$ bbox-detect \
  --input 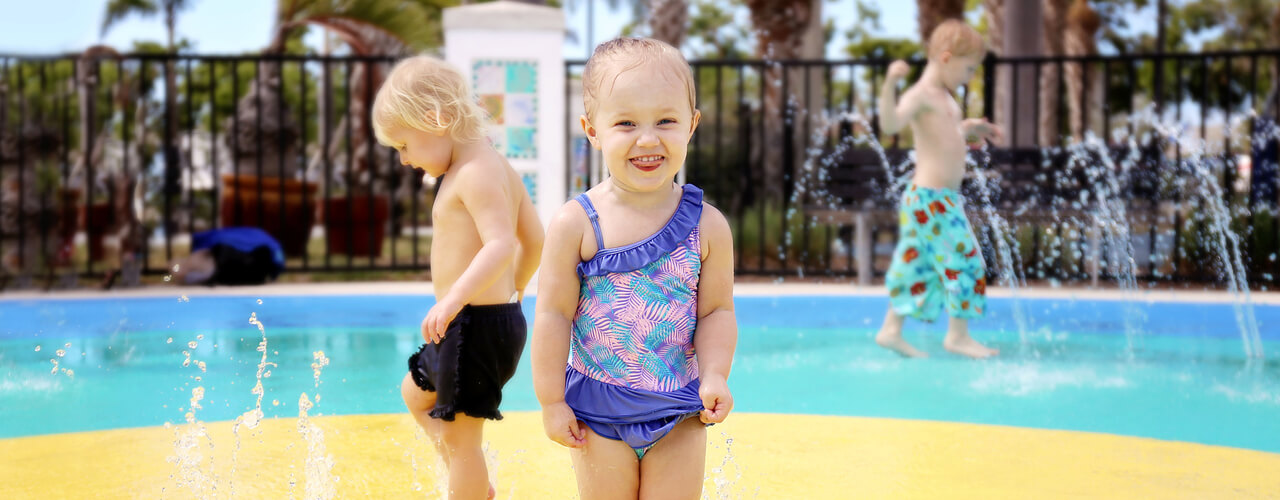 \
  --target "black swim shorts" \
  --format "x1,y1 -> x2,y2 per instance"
407,302 -> 527,421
